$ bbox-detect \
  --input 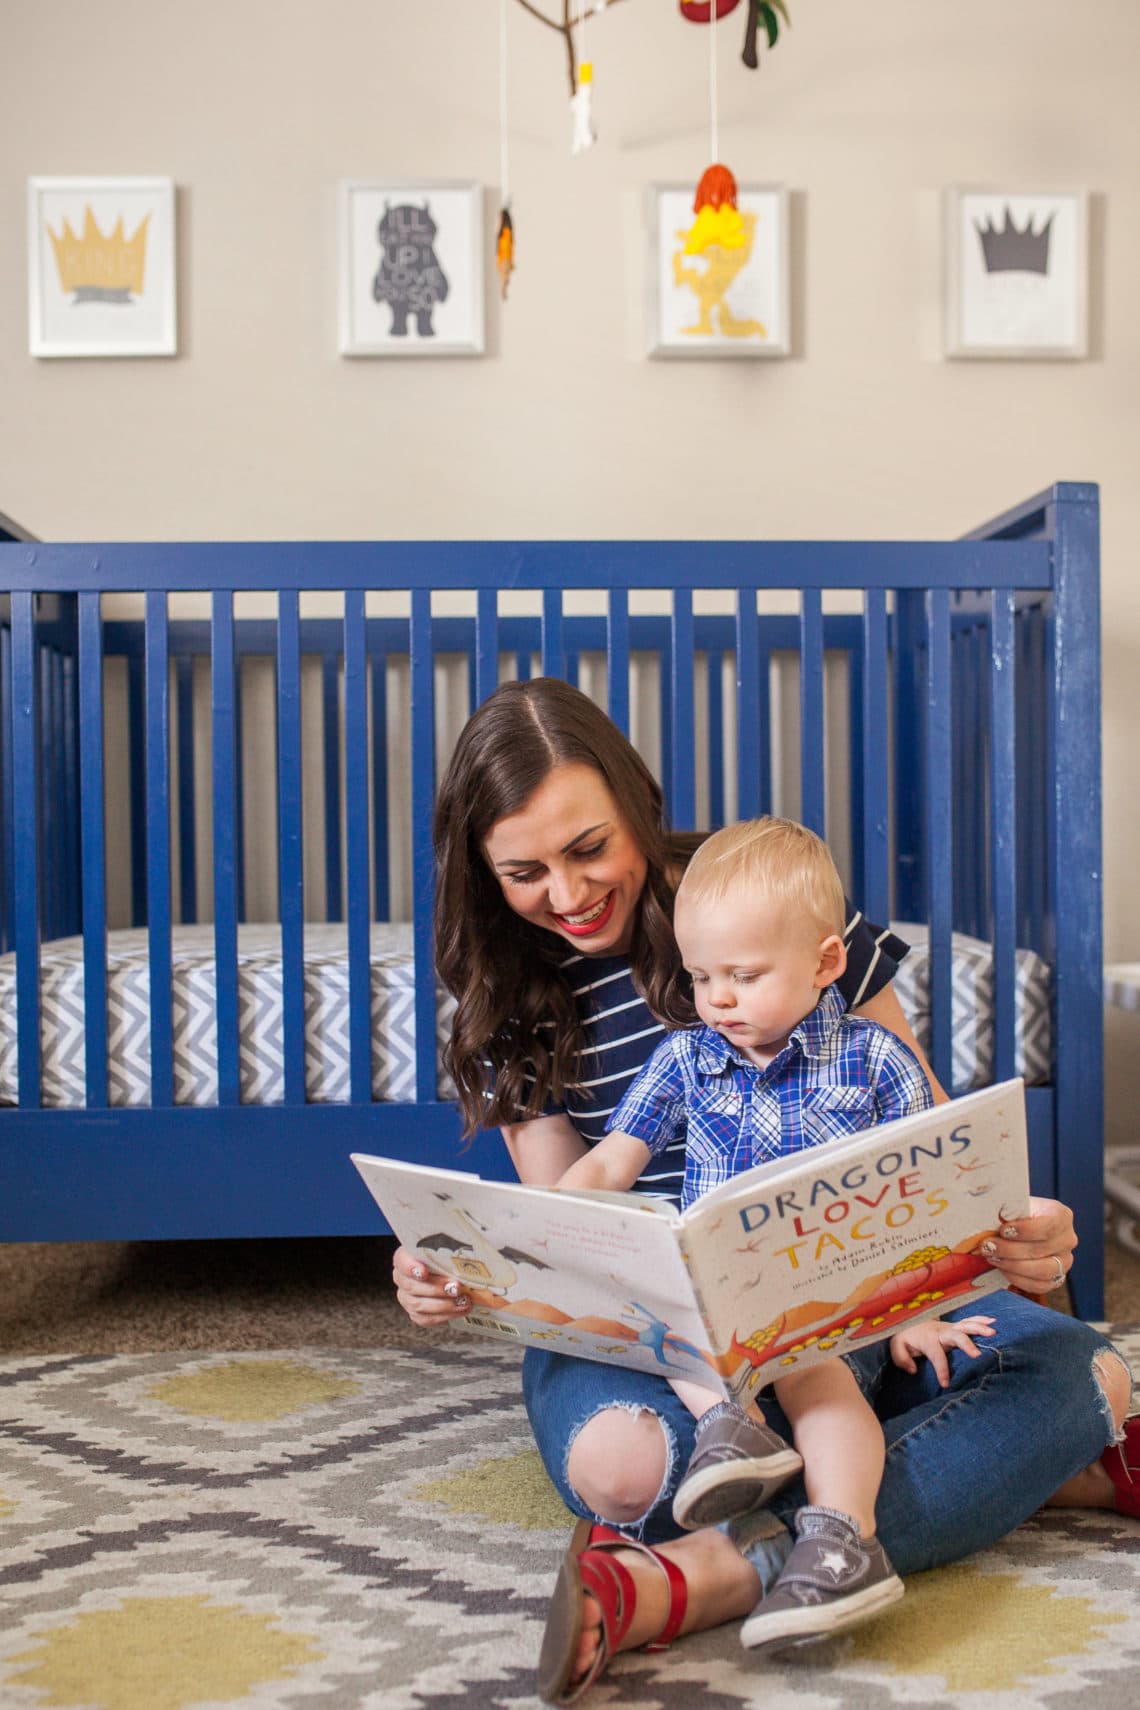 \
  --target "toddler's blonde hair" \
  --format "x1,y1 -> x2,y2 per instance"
676,817 -> 846,941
